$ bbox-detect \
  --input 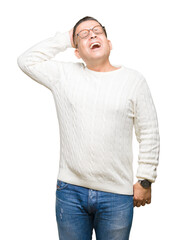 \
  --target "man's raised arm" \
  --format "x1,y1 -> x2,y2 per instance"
17,29 -> 75,90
